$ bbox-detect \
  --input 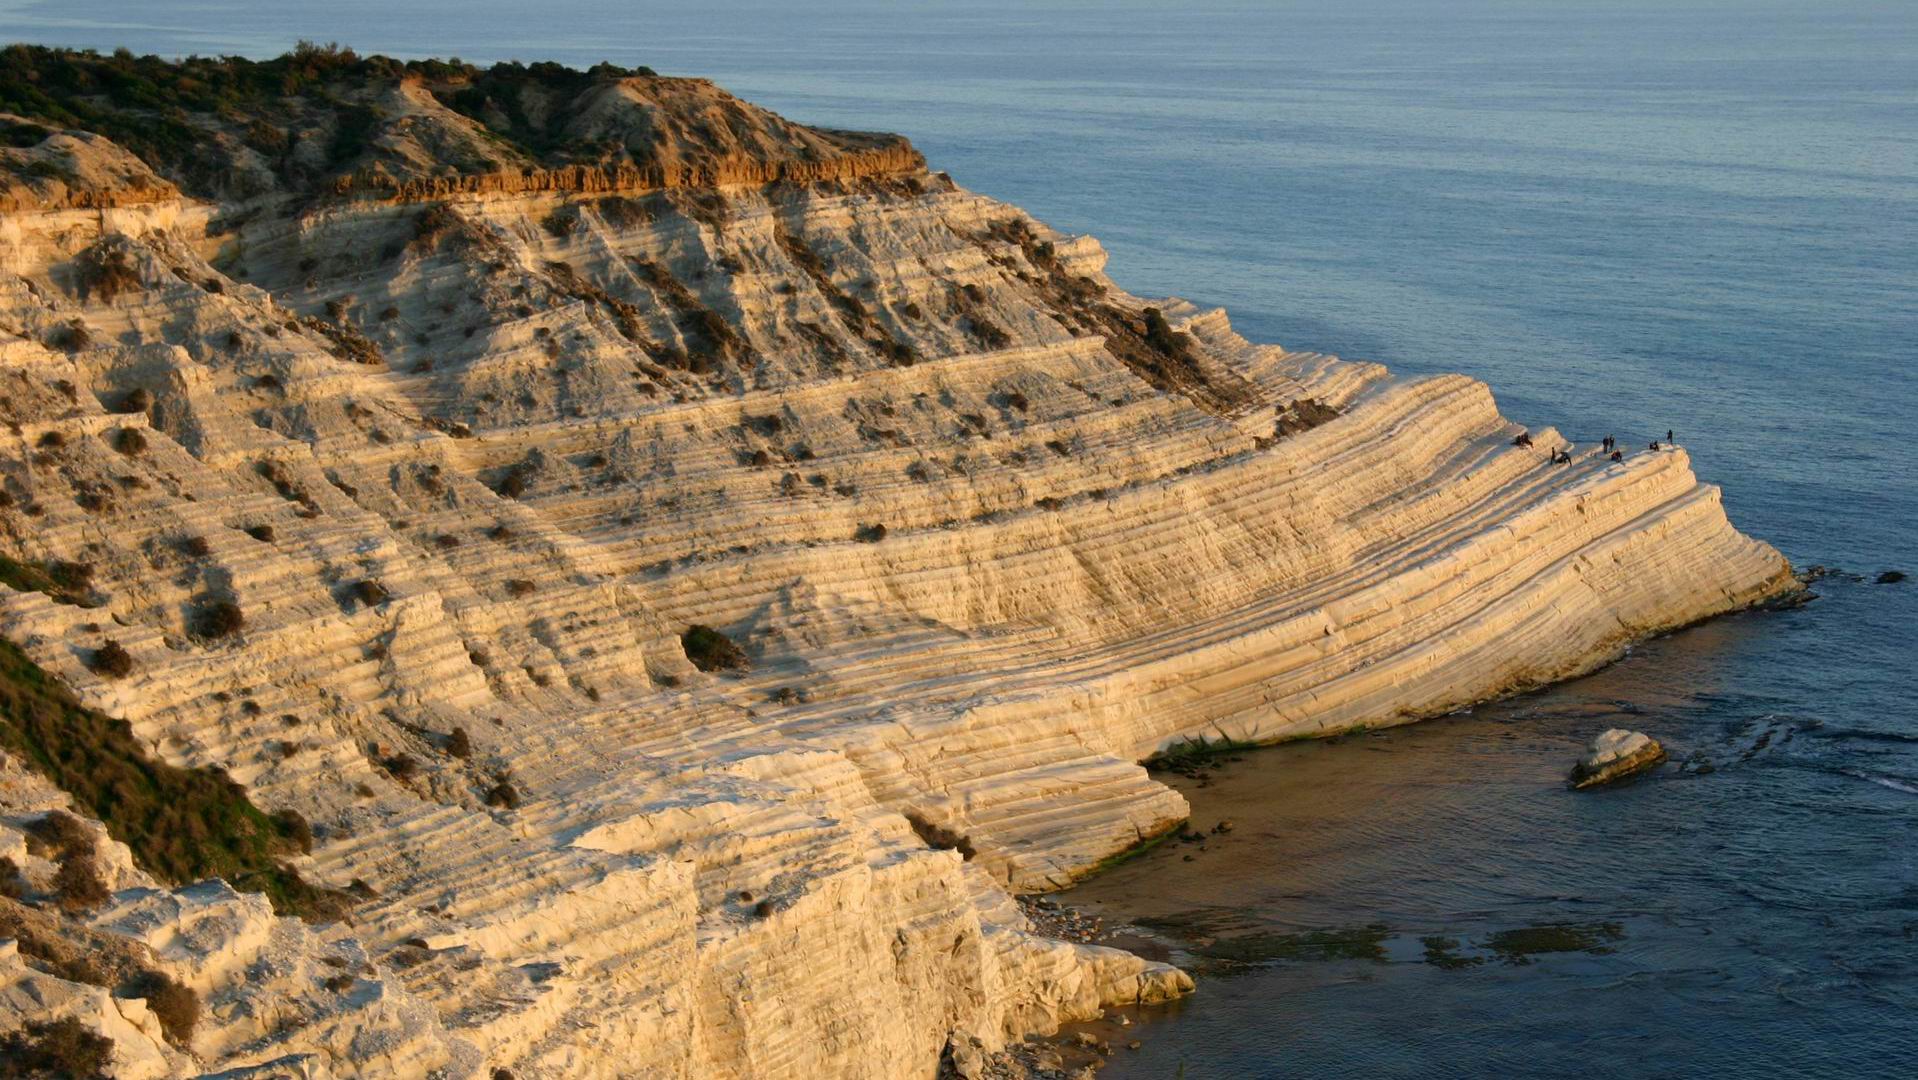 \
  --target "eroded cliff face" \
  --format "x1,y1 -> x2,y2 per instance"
0,48 -> 1792,1079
